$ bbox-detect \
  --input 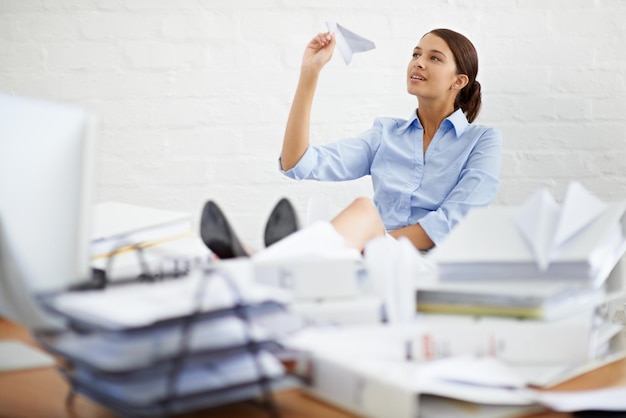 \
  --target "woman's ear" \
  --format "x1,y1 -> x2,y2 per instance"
454,74 -> 469,90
